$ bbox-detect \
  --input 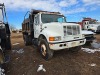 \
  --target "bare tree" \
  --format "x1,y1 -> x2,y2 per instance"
9,24 -> 16,31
